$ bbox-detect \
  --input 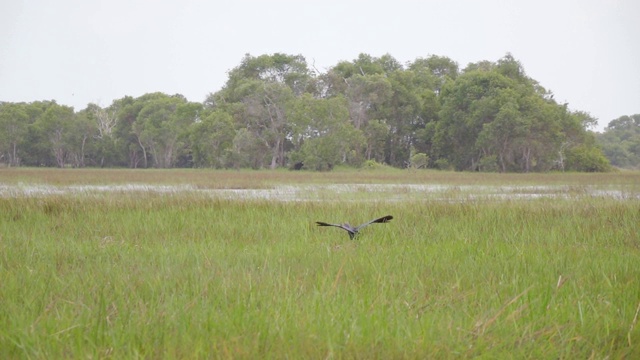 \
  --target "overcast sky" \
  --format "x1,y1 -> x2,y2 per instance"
1,0 -> 638,131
